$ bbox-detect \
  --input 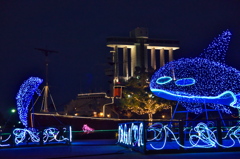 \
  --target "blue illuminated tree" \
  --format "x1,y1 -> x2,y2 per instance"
16,77 -> 43,127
